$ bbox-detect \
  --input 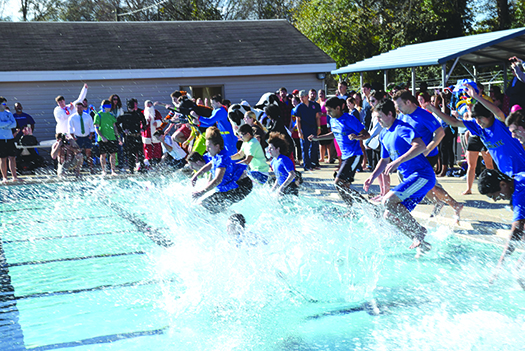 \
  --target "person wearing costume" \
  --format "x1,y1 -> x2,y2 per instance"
141,100 -> 163,165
